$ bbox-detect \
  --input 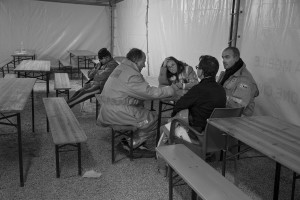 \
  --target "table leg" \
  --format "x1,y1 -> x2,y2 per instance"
222,133 -> 228,176
273,162 -> 281,200
46,72 -> 50,97
156,101 -> 163,145
77,56 -> 80,77
32,90 -> 34,132
150,100 -> 155,111
13,57 -> 16,68
96,97 -> 99,120
169,166 -> 173,200
17,113 -> 24,187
